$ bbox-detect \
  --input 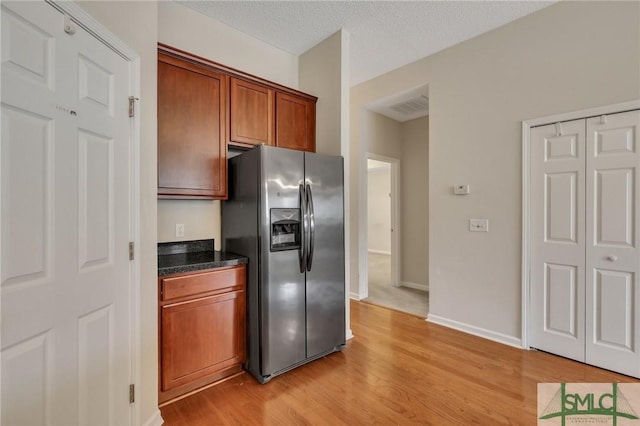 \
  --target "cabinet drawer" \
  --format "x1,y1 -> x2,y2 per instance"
161,266 -> 246,301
